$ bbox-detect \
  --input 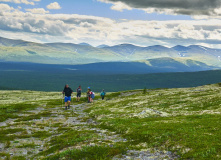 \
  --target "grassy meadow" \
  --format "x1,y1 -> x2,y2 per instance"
0,83 -> 221,159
